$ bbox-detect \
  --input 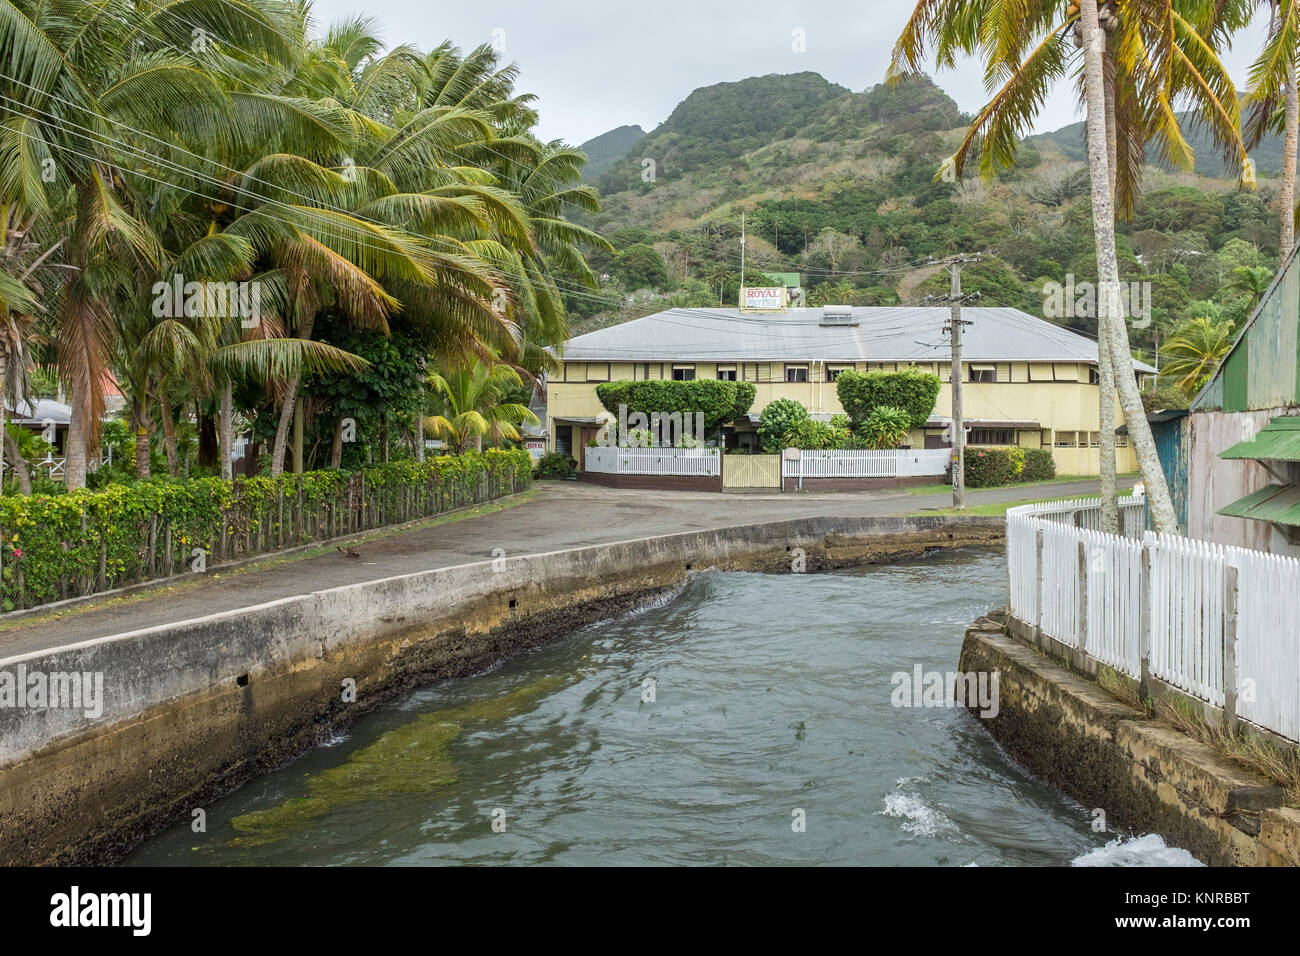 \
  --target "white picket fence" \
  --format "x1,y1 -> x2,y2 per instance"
1007,496 -> 1300,742
584,445 -> 721,477
781,448 -> 951,479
